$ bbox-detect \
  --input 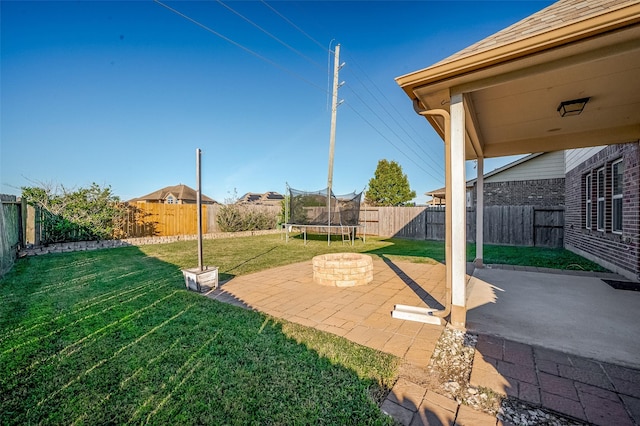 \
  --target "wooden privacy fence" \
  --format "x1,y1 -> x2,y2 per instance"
359,205 -> 564,247
12,199 -> 562,247
124,203 -> 207,237
20,202 -> 282,241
